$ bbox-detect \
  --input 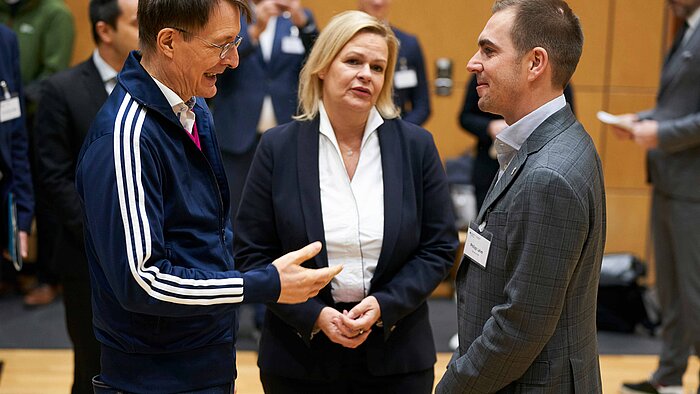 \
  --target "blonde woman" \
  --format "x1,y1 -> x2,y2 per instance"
234,10 -> 458,393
